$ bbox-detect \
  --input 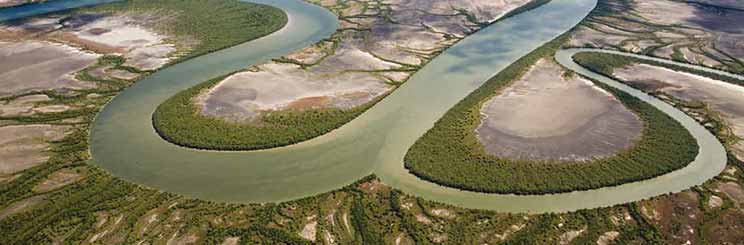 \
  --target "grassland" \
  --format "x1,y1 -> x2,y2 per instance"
403,34 -> 698,195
